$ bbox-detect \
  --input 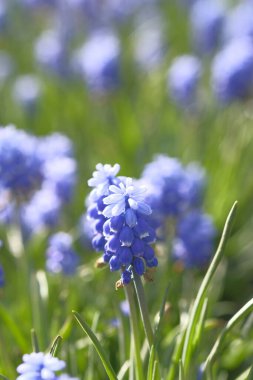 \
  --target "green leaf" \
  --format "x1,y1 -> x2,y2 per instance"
179,360 -> 184,380
193,298 -> 209,349
31,328 -> 40,353
49,335 -> 62,357
0,375 -> 9,380
0,303 -> 27,352
147,345 -> 155,380
154,282 -> 171,346
203,297 -> 253,372
181,201 -> 238,374
72,311 -> 118,380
